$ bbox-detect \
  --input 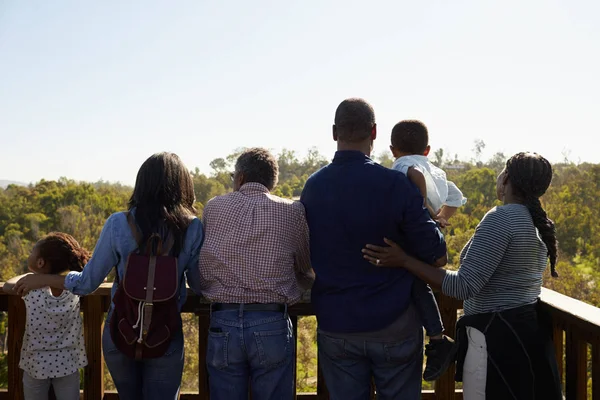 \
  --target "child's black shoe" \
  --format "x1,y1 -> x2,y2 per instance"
423,335 -> 457,381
